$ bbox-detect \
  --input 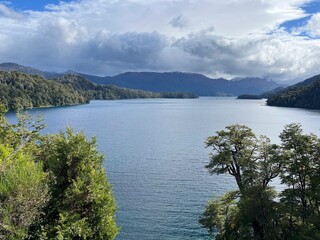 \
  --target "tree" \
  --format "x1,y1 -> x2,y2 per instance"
205,125 -> 281,192
205,125 -> 257,192
201,124 -> 320,240
31,129 -> 118,240
279,123 -> 320,238
0,105 -> 118,239
0,106 -> 48,240
200,191 -> 240,240
0,147 -> 48,239
203,125 -> 282,239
